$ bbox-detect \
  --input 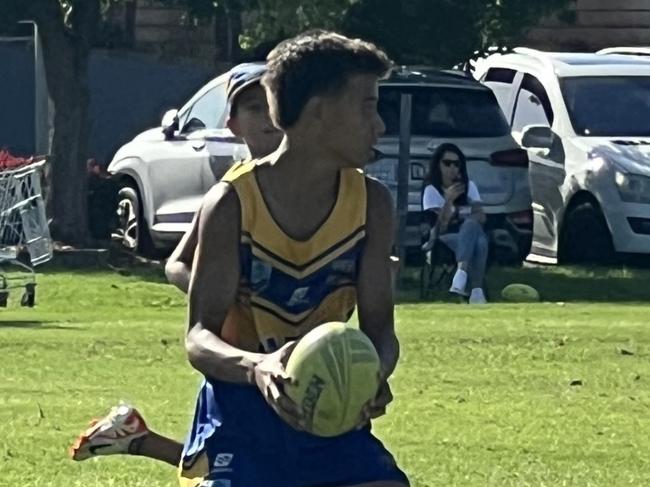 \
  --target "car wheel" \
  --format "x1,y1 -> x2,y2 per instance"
115,185 -> 157,257
559,201 -> 615,264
